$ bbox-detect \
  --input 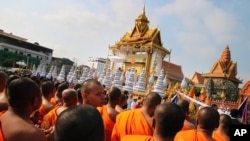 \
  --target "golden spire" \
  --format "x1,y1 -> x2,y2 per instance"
220,45 -> 231,65
142,2 -> 146,15
135,5 -> 149,36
